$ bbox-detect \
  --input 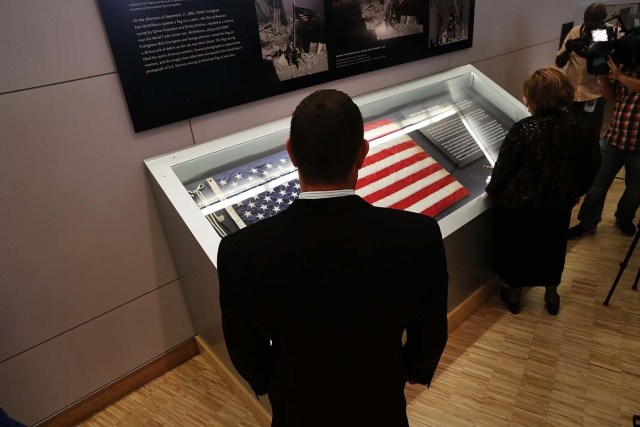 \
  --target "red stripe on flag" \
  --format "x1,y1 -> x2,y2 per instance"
360,163 -> 443,204
363,119 -> 400,140
361,140 -> 418,168
357,151 -> 429,190
421,187 -> 470,217
364,118 -> 392,131
388,174 -> 457,210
